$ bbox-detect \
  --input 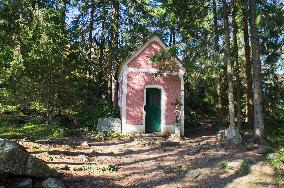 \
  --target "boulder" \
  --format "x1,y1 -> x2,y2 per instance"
217,128 -> 242,144
0,139 -> 55,177
42,178 -> 65,188
96,118 -> 121,132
